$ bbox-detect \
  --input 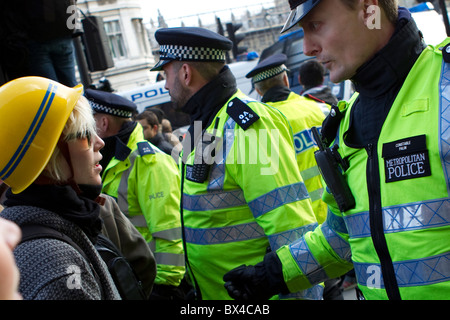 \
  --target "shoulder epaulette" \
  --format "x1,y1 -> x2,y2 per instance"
137,141 -> 155,156
226,97 -> 260,130
443,43 -> 450,63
